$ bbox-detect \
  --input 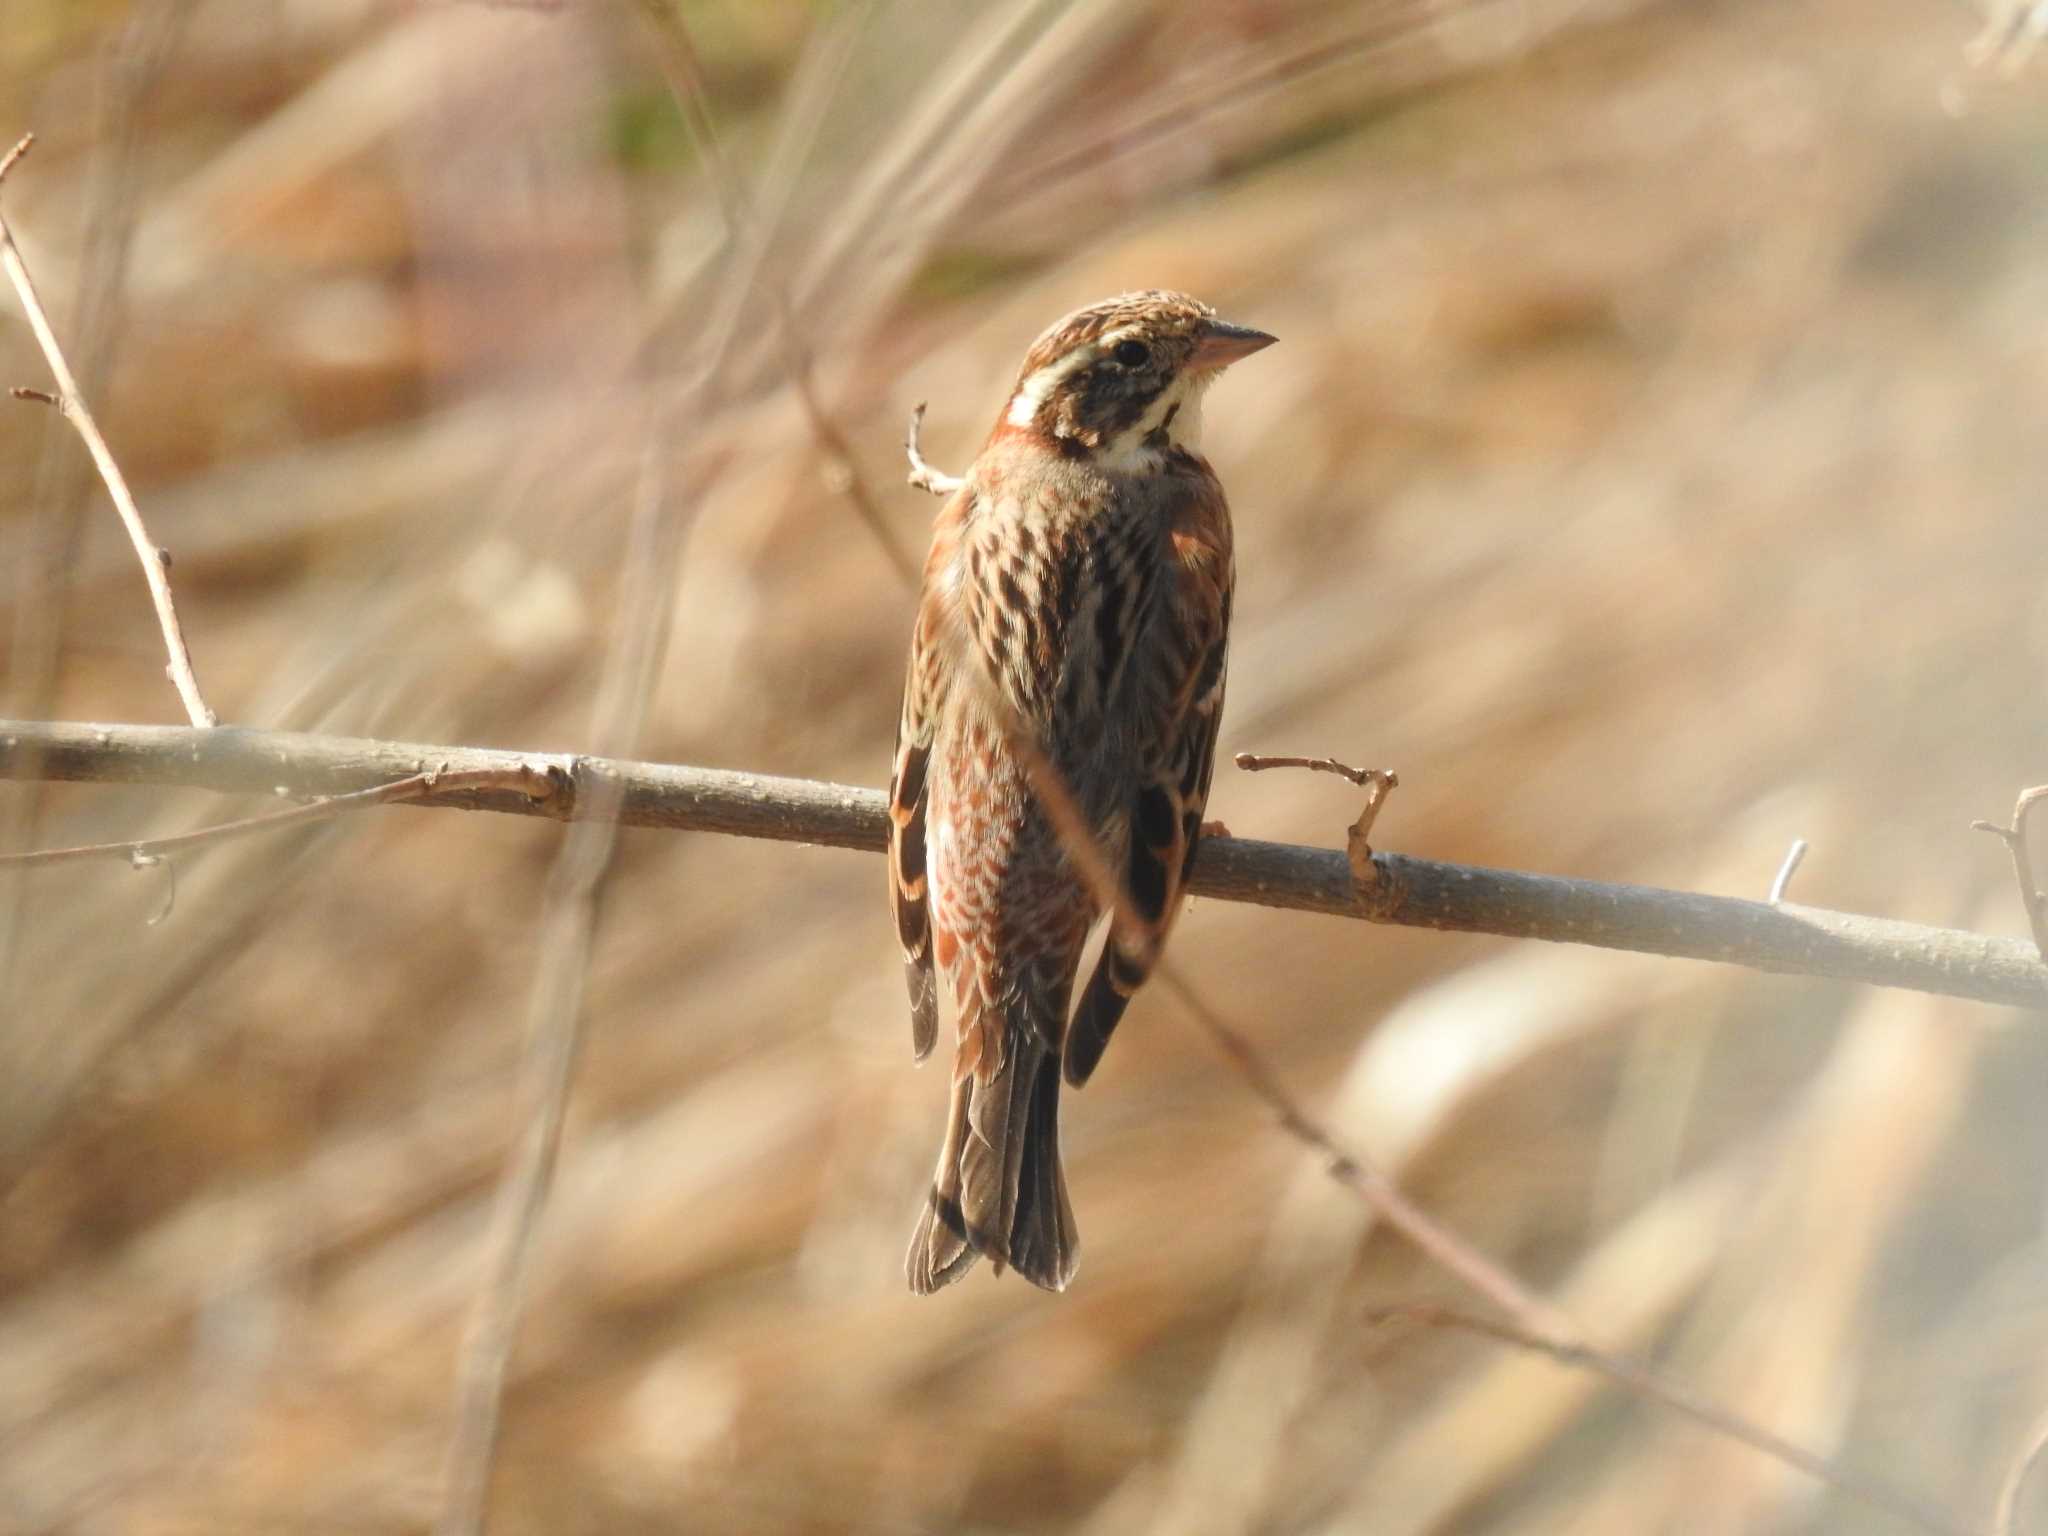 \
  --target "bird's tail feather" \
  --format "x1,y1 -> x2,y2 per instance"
907,1008 -> 1078,1294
